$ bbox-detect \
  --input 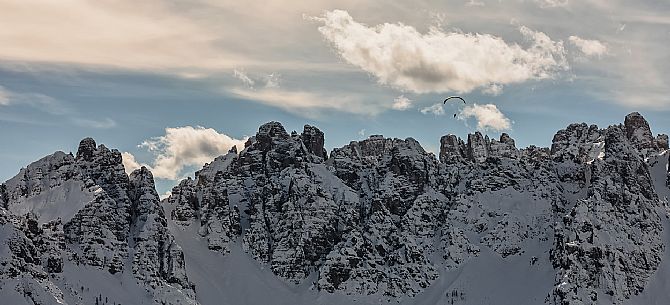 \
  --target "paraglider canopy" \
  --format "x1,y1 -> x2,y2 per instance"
443,96 -> 466,104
